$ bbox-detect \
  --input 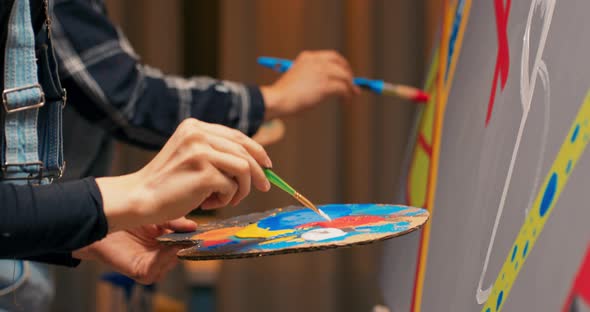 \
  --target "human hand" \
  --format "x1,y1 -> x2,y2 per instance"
96,119 -> 272,231
73,218 -> 196,284
260,50 -> 361,120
